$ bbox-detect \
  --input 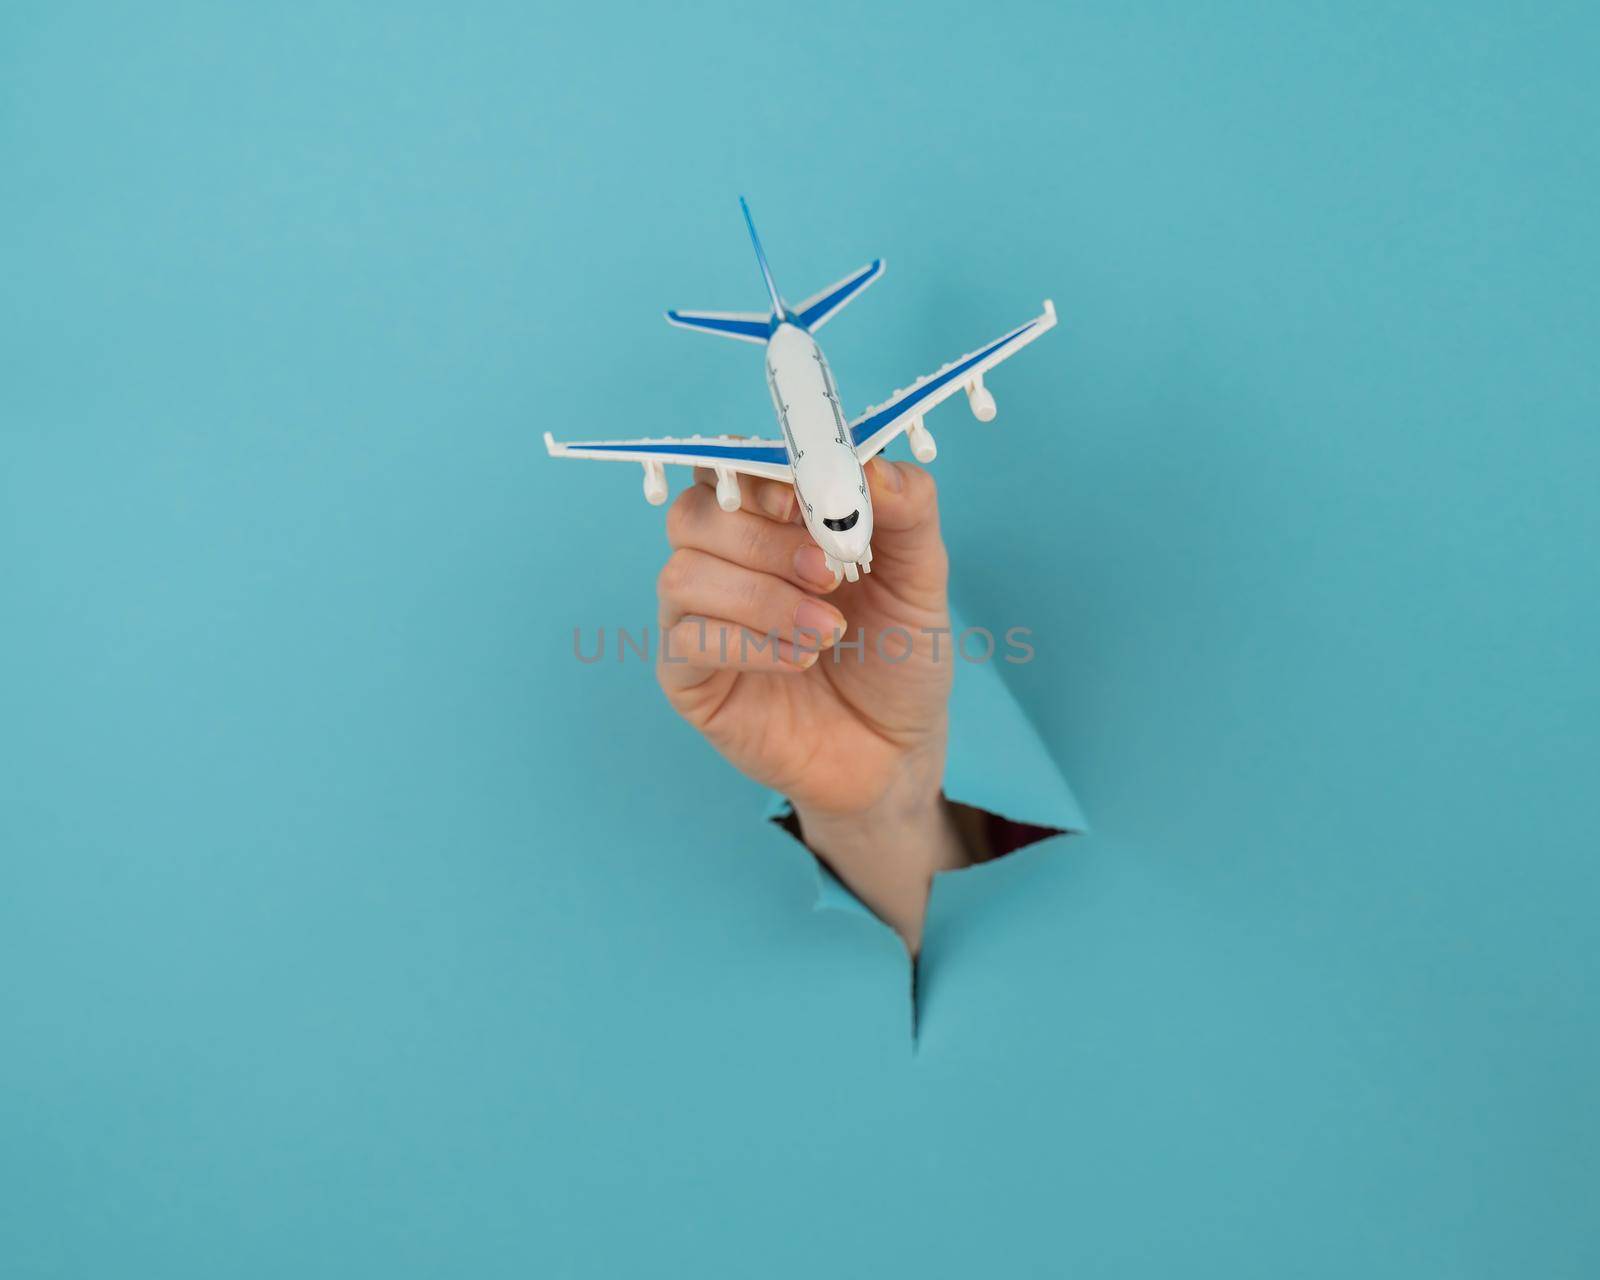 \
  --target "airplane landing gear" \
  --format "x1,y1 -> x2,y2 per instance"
823,543 -> 872,584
